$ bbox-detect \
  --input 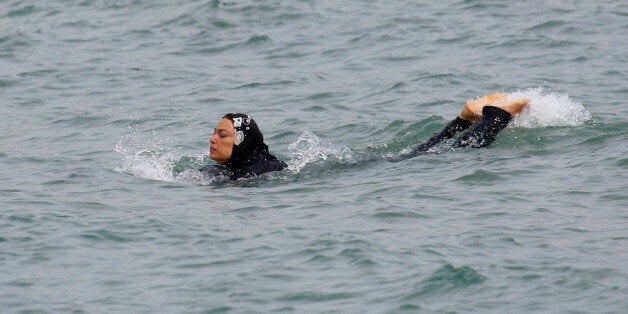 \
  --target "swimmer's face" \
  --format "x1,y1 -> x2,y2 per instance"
209,118 -> 235,164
